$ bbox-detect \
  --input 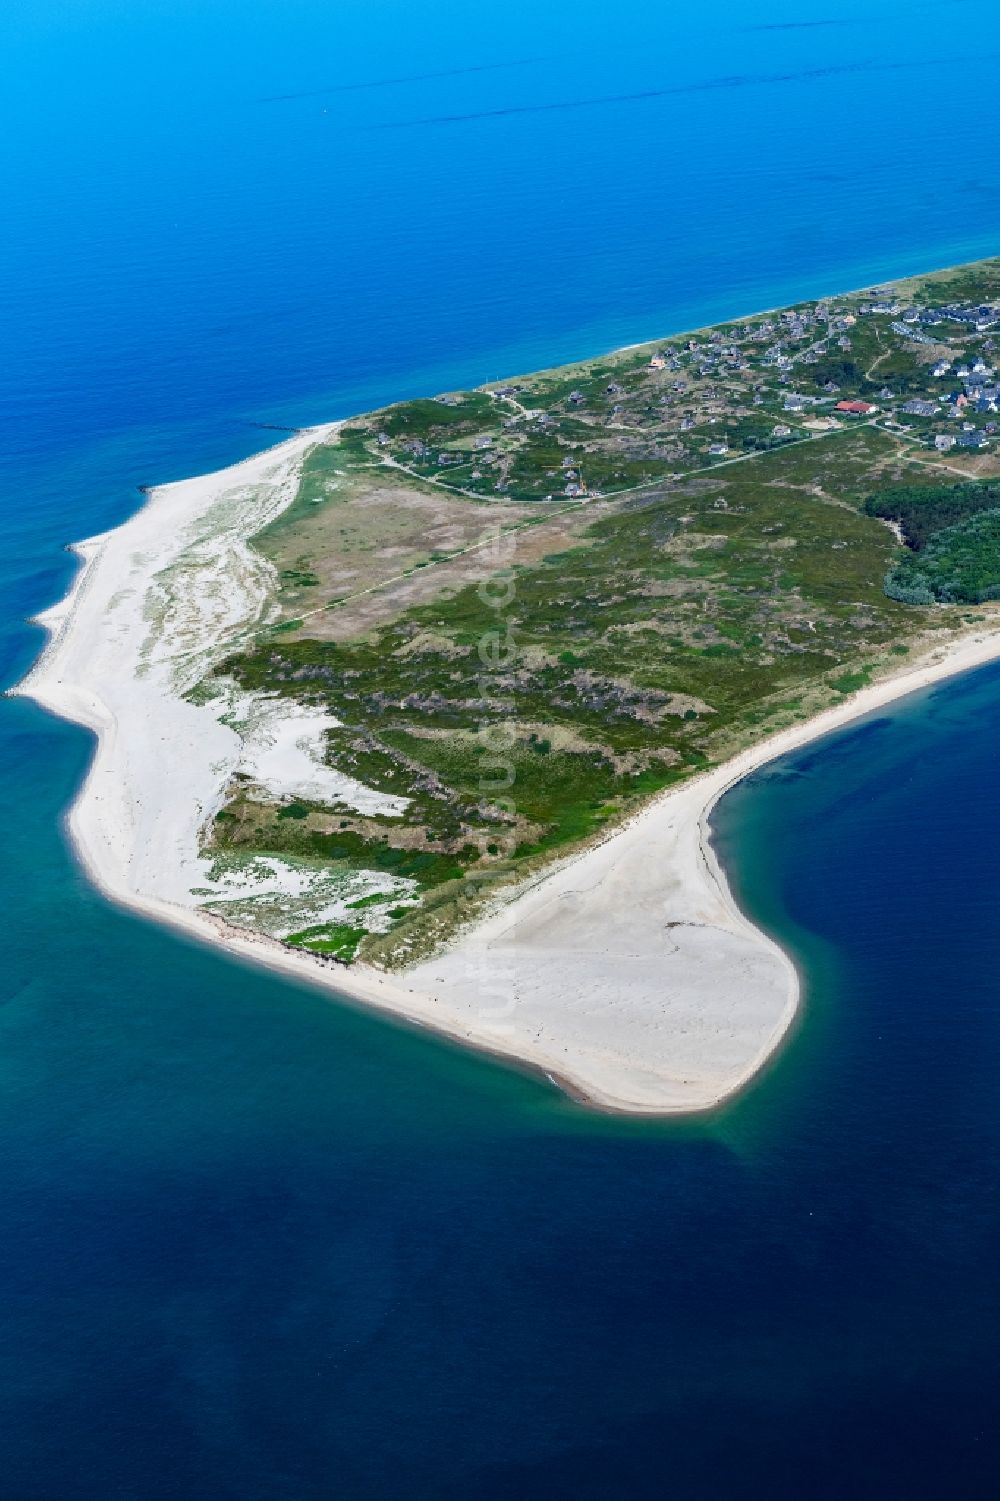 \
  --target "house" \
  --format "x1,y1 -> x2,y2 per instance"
934,434 -> 956,451
902,399 -> 939,417
708,442 -> 729,456
952,309 -> 997,332
473,436 -> 494,450
958,430 -> 987,449
772,424 -> 792,438
784,394 -> 807,411
649,354 -> 667,370
835,400 -> 878,416
932,361 -> 952,377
